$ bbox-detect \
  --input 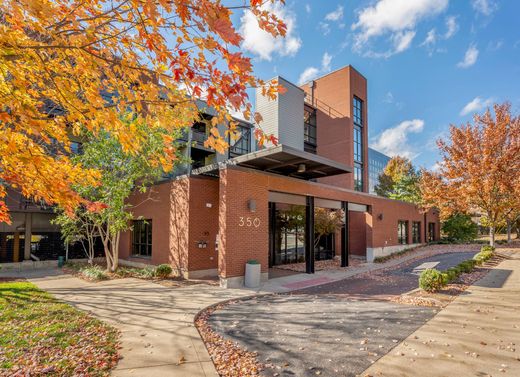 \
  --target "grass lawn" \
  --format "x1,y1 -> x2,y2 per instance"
0,281 -> 119,376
